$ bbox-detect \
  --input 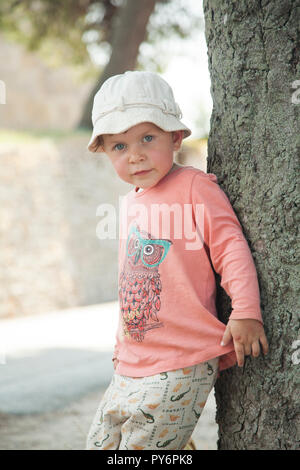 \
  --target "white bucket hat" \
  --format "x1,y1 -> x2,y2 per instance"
87,70 -> 192,152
